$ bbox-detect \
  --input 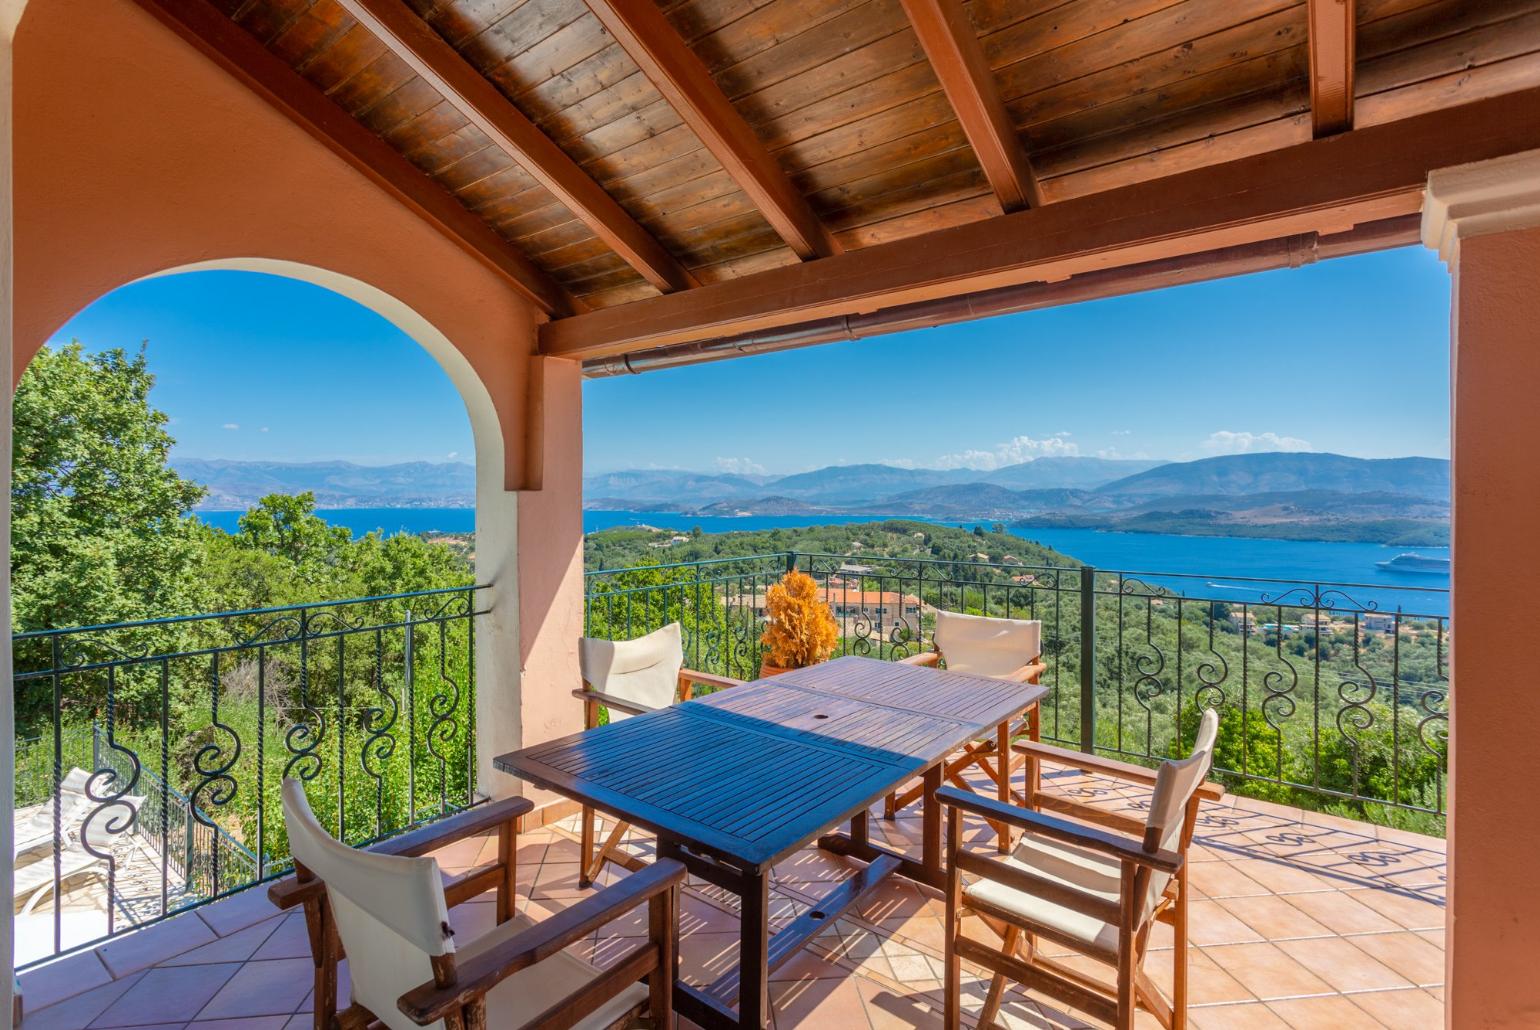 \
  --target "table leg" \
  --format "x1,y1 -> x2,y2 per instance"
997,720 -> 1012,854
922,764 -> 944,881
740,870 -> 770,1030
851,807 -> 869,850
